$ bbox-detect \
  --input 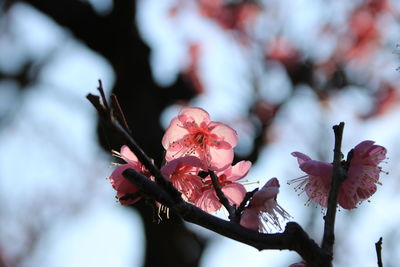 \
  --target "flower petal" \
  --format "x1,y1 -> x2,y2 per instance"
120,145 -> 138,165
222,183 -> 247,206
178,107 -> 210,126
300,160 -> 332,187
209,122 -> 238,147
195,190 -> 221,212
208,145 -> 234,171
226,160 -> 252,181
109,164 -> 141,205
304,174 -> 330,207
250,178 -> 280,208
291,152 -> 312,165
240,208 -> 260,231
353,140 -> 376,156
161,156 -> 203,177
162,117 -> 189,150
